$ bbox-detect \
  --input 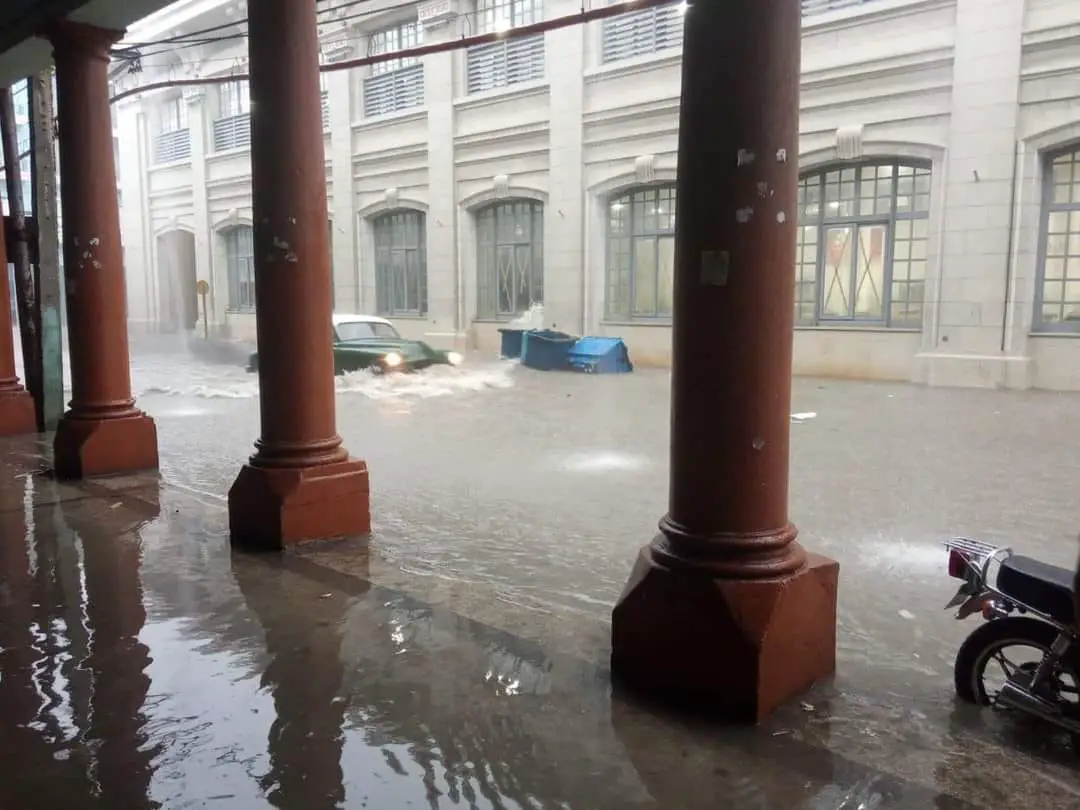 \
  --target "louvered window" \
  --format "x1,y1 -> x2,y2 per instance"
364,20 -> 425,117
153,97 -> 191,163
601,2 -> 683,63
213,81 -> 251,151
154,129 -> 192,163
466,0 -> 545,94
